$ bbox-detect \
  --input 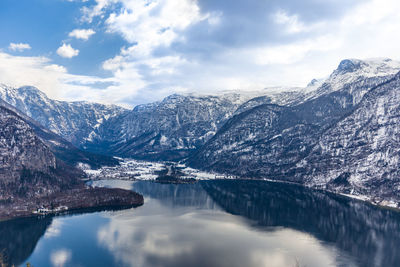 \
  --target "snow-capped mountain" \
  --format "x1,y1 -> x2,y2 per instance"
0,83 -> 304,161
3,58 -> 400,205
84,93 -> 252,160
0,84 -> 127,146
0,99 -> 118,169
188,58 -> 400,206
188,59 -> 399,172
83,89 -> 307,160
296,72 -> 400,204
306,58 -> 400,102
